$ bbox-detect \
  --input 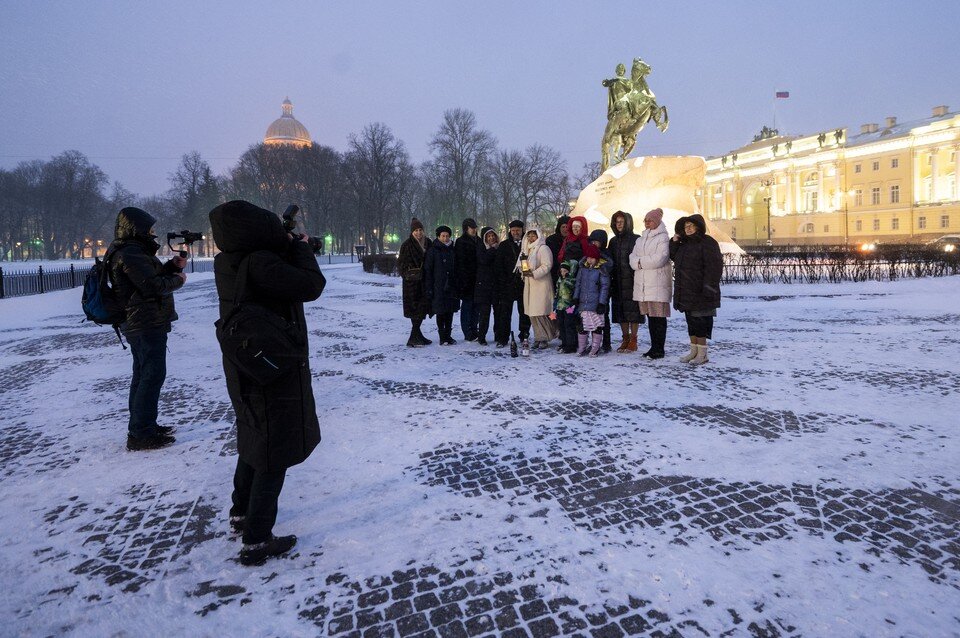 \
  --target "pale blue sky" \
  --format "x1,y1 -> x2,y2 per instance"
1,0 -> 957,194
